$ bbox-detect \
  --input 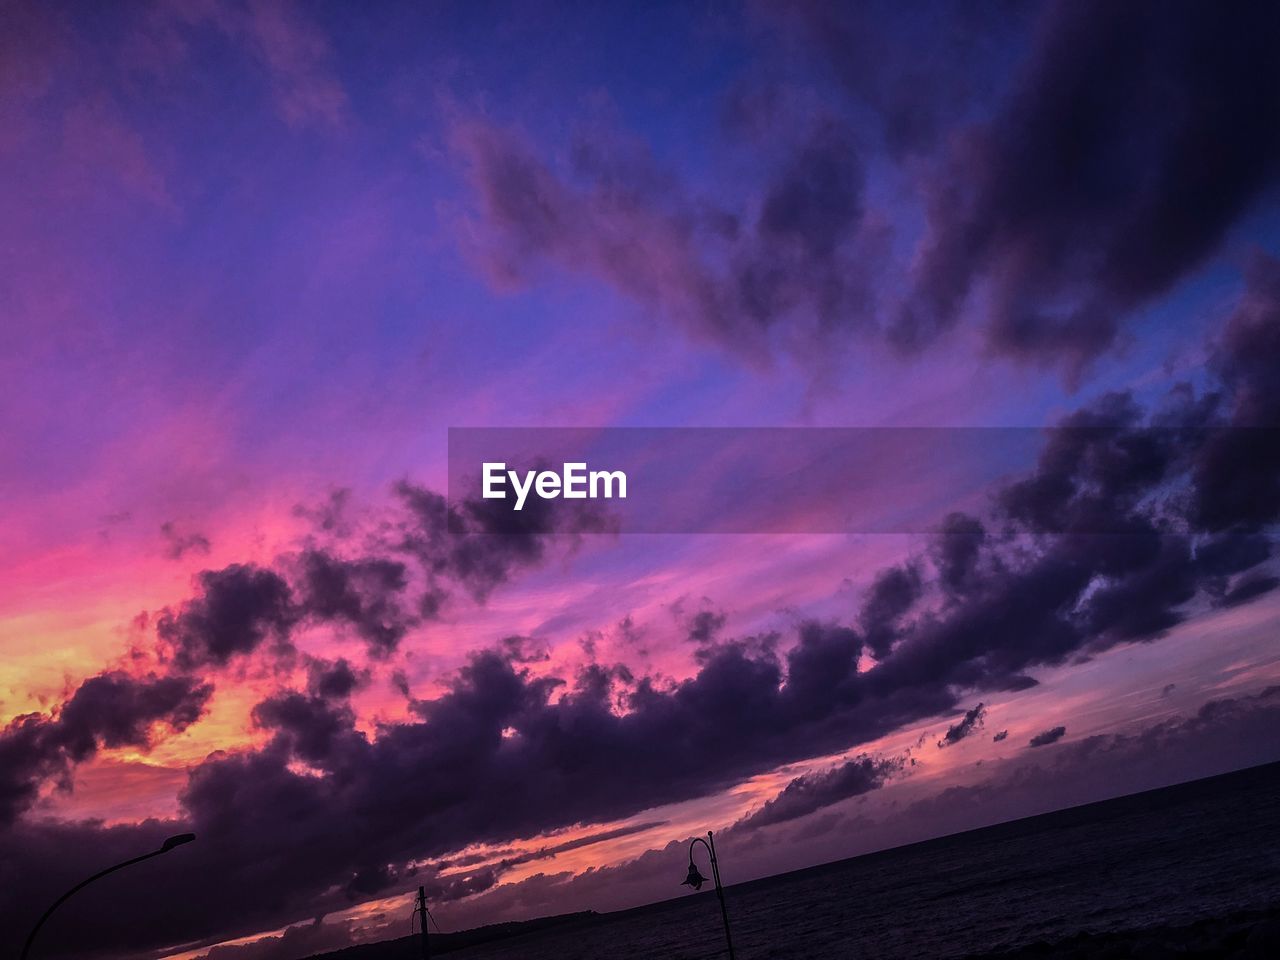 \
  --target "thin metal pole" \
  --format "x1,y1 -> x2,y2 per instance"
706,831 -> 736,960
21,850 -> 164,960
416,885 -> 431,960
